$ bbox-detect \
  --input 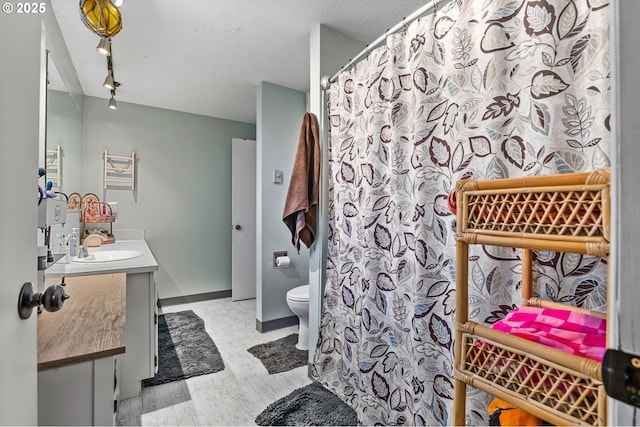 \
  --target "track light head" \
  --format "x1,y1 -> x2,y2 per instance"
96,37 -> 111,56
103,72 -> 115,90
108,95 -> 117,110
